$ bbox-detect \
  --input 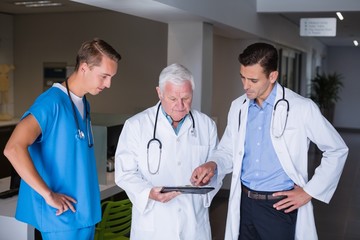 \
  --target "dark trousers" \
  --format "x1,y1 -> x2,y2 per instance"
239,189 -> 297,240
